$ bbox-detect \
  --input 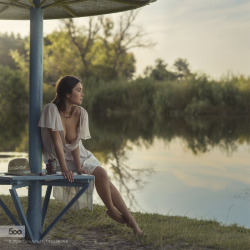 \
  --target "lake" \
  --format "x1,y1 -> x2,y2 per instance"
0,114 -> 250,228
